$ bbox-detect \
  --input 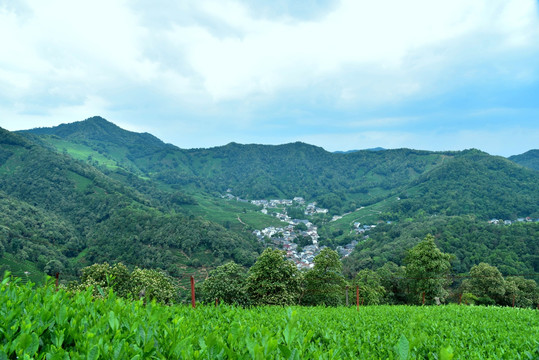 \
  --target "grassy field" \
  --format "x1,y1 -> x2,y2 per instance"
1,276 -> 537,359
